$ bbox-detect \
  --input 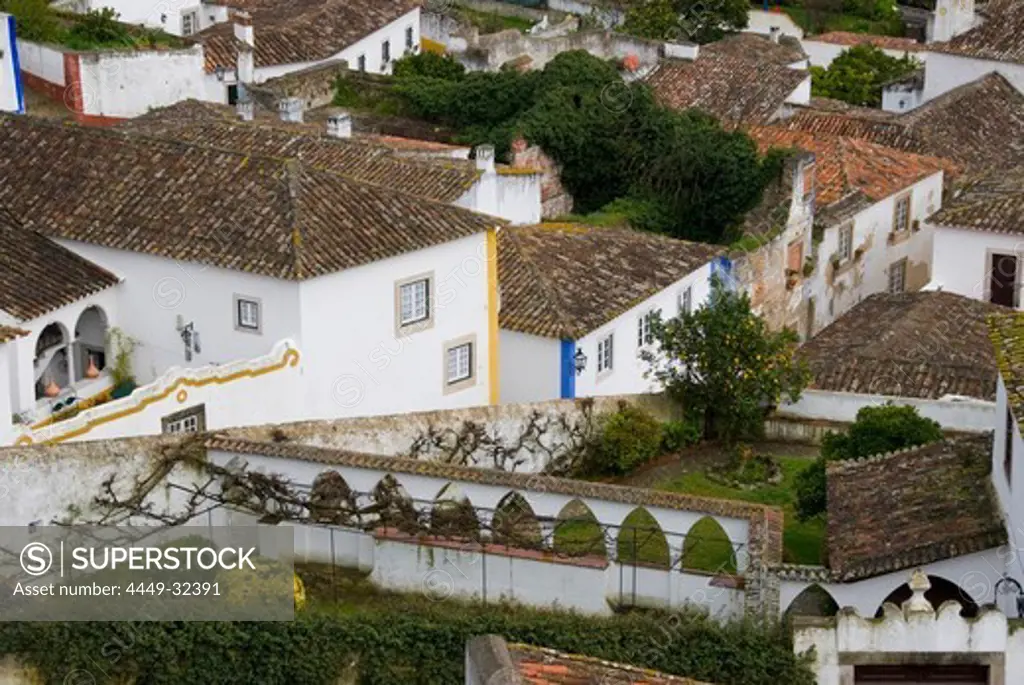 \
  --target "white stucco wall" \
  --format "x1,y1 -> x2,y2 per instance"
992,377 -> 1024,586
297,232 -> 492,420
0,14 -> 23,114
77,46 -> 209,118
931,224 -> 1024,307
499,330 -> 561,405
922,51 -> 1024,102
575,262 -> 714,398
786,75 -> 812,106
801,40 -> 926,69
745,9 -> 804,38
809,172 -> 944,335
53,240 -> 302,387
456,171 -> 543,226
794,602 -> 1021,685
16,40 -> 64,85
0,344 -> 12,446
780,389 -> 996,432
